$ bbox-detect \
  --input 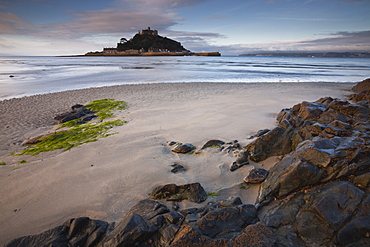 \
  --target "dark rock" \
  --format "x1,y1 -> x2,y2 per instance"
243,167 -> 268,184
229,162 -> 239,172
248,129 -> 270,139
54,105 -> 96,124
170,163 -> 187,173
195,205 -> 258,239
226,222 -> 277,247
235,151 -> 249,167
150,183 -> 207,203
5,217 -> 110,247
170,224 -> 224,247
256,154 -> 325,207
171,143 -> 196,154
201,139 -> 225,149
245,126 -> 293,162
218,196 -> 243,208
168,141 -> 178,146
263,181 -> 366,247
